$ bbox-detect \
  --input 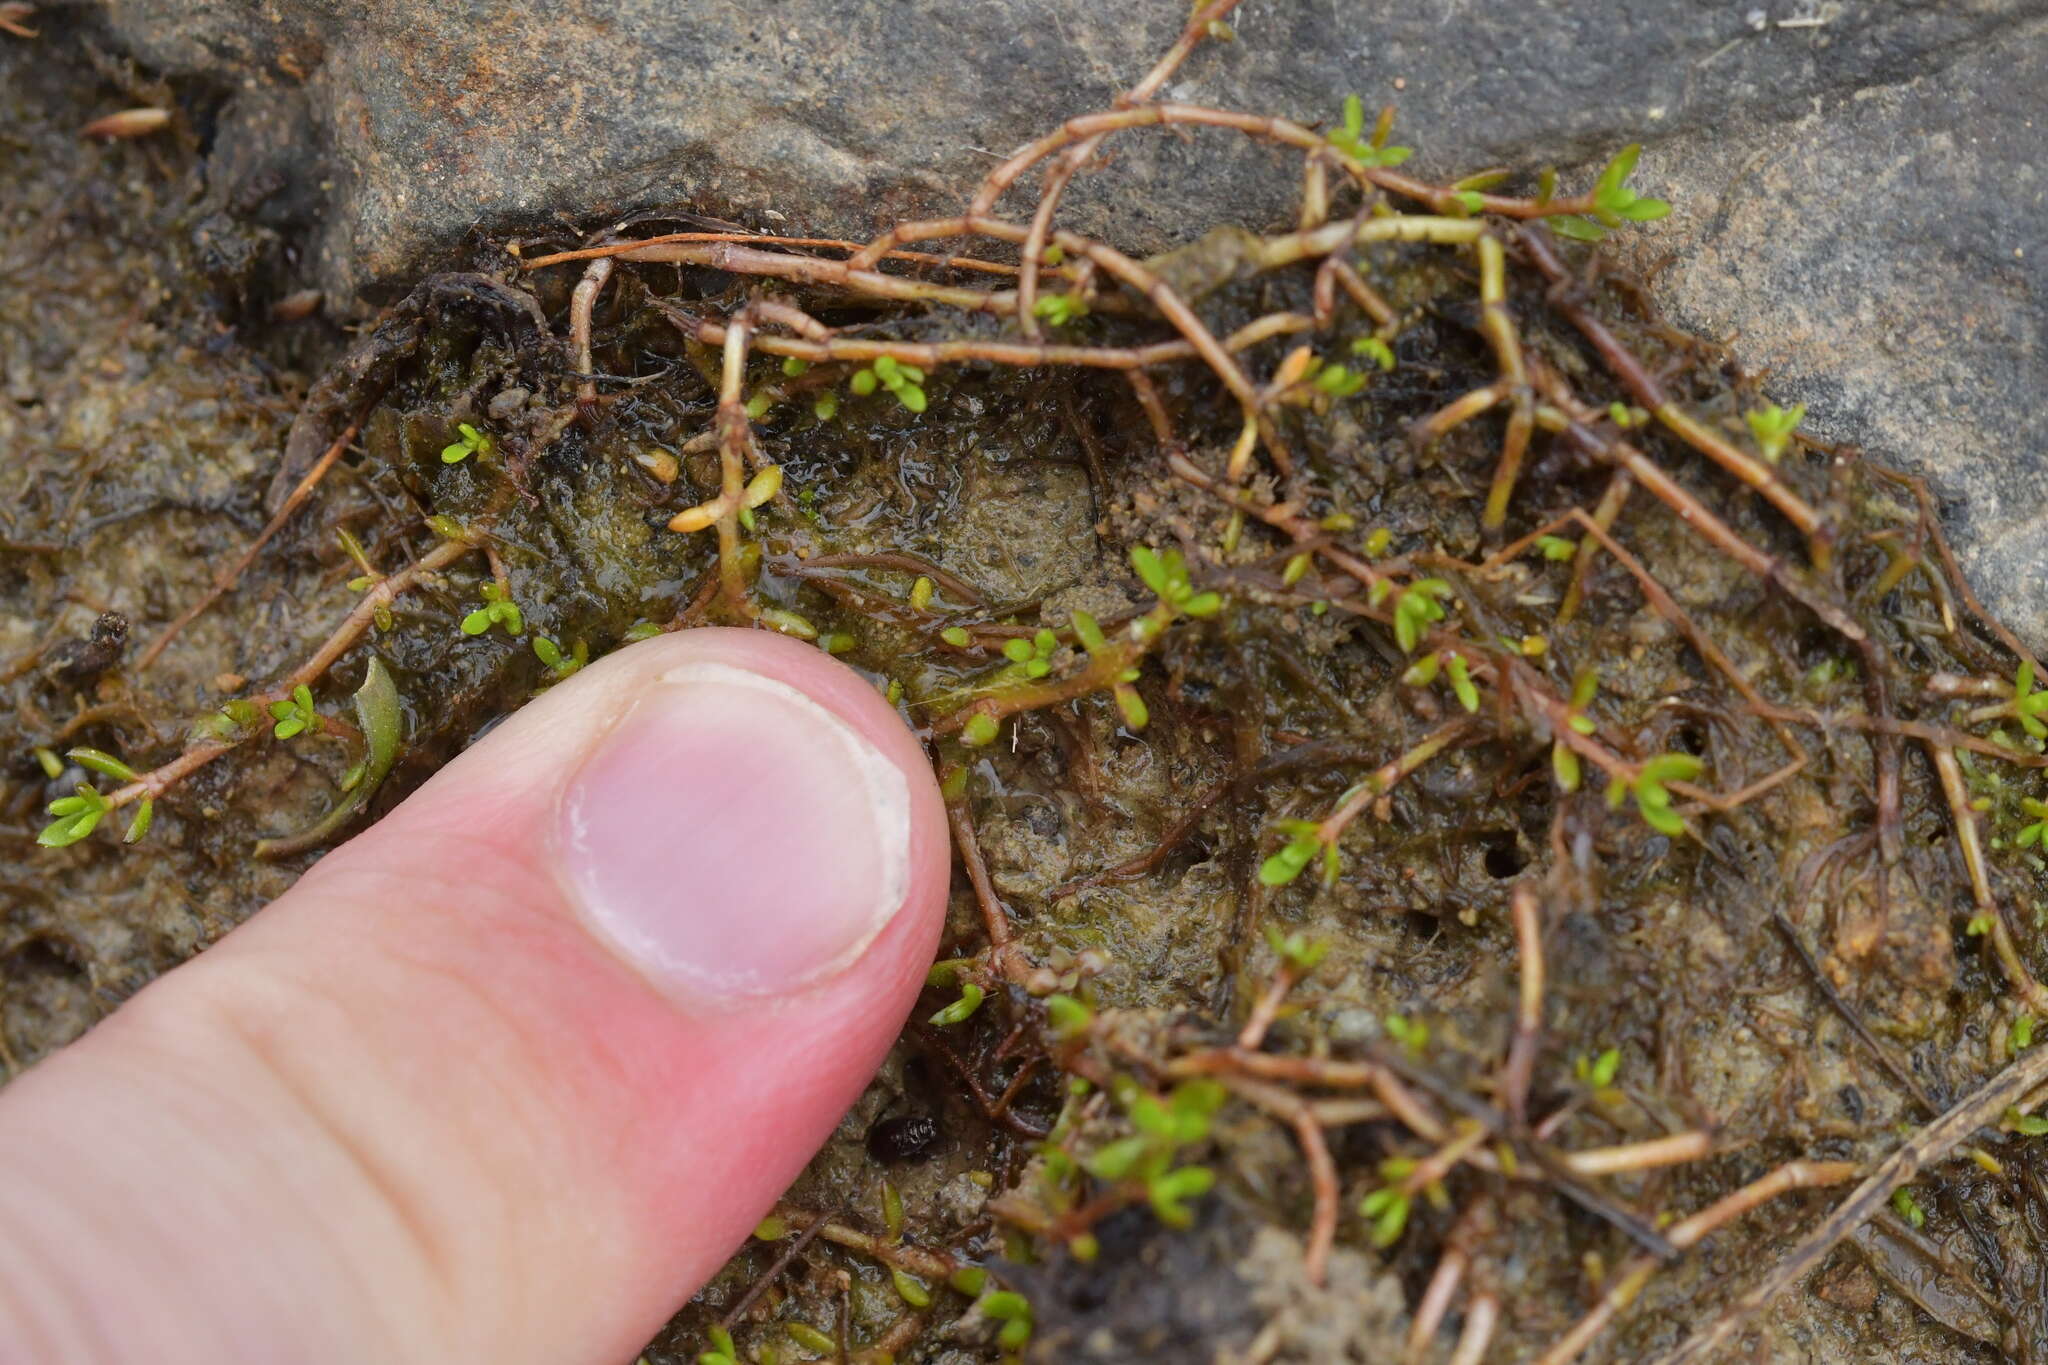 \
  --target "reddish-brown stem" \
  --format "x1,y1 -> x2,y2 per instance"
1236,966 -> 1297,1052
1446,1292 -> 1499,1365
570,256 -> 612,407
1212,1072 -> 1338,1285
1518,226 -> 1832,564
136,415 -> 365,672
945,790 -> 1033,985
1530,366 -> 1865,644
1502,882 -> 1544,1125
662,300 -> 1306,375
1562,1131 -> 1714,1177
978,1 -> 1242,337
621,239 -> 1014,312
1405,1201 -> 1494,1365
1313,719 -> 1475,848
796,552 -> 987,607
1929,742 -> 2048,1013
106,533 -> 479,813
1166,451 -> 1394,591
1473,235 -> 1534,529
1291,1102 -> 1339,1287
711,312 -> 754,615
522,231 -> 1035,277
1558,470 -> 1632,625
1544,1159 -> 1860,1365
